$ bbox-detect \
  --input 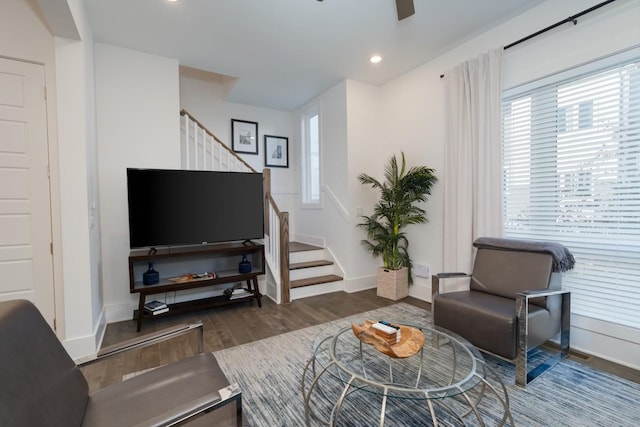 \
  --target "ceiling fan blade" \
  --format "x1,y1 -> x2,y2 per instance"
395,0 -> 415,21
